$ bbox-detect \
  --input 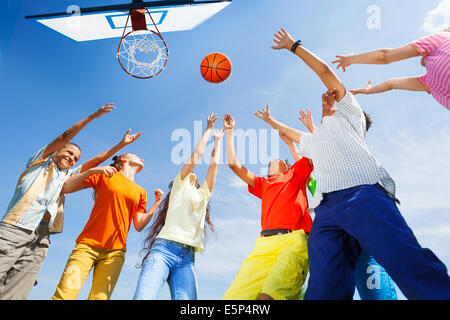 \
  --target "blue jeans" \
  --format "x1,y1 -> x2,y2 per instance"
355,251 -> 398,300
133,238 -> 197,300
305,184 -> 450,300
